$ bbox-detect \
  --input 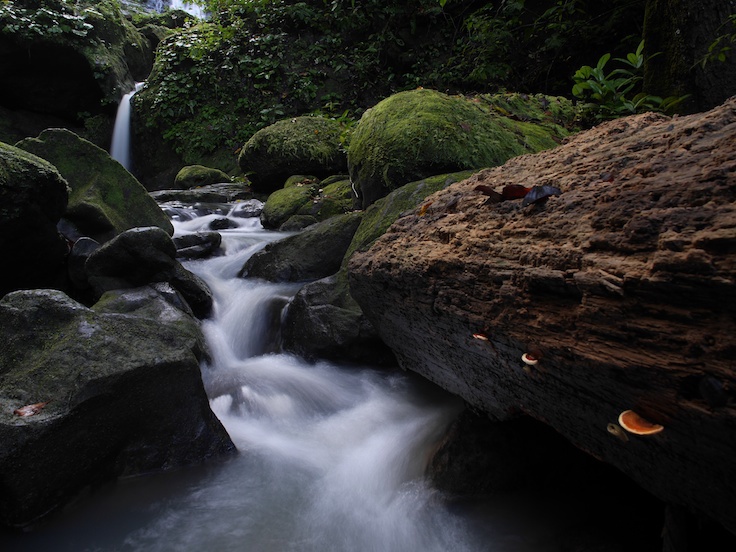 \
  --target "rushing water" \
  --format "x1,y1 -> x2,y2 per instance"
0,204 -> 570,552
110,83 -> 144,171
